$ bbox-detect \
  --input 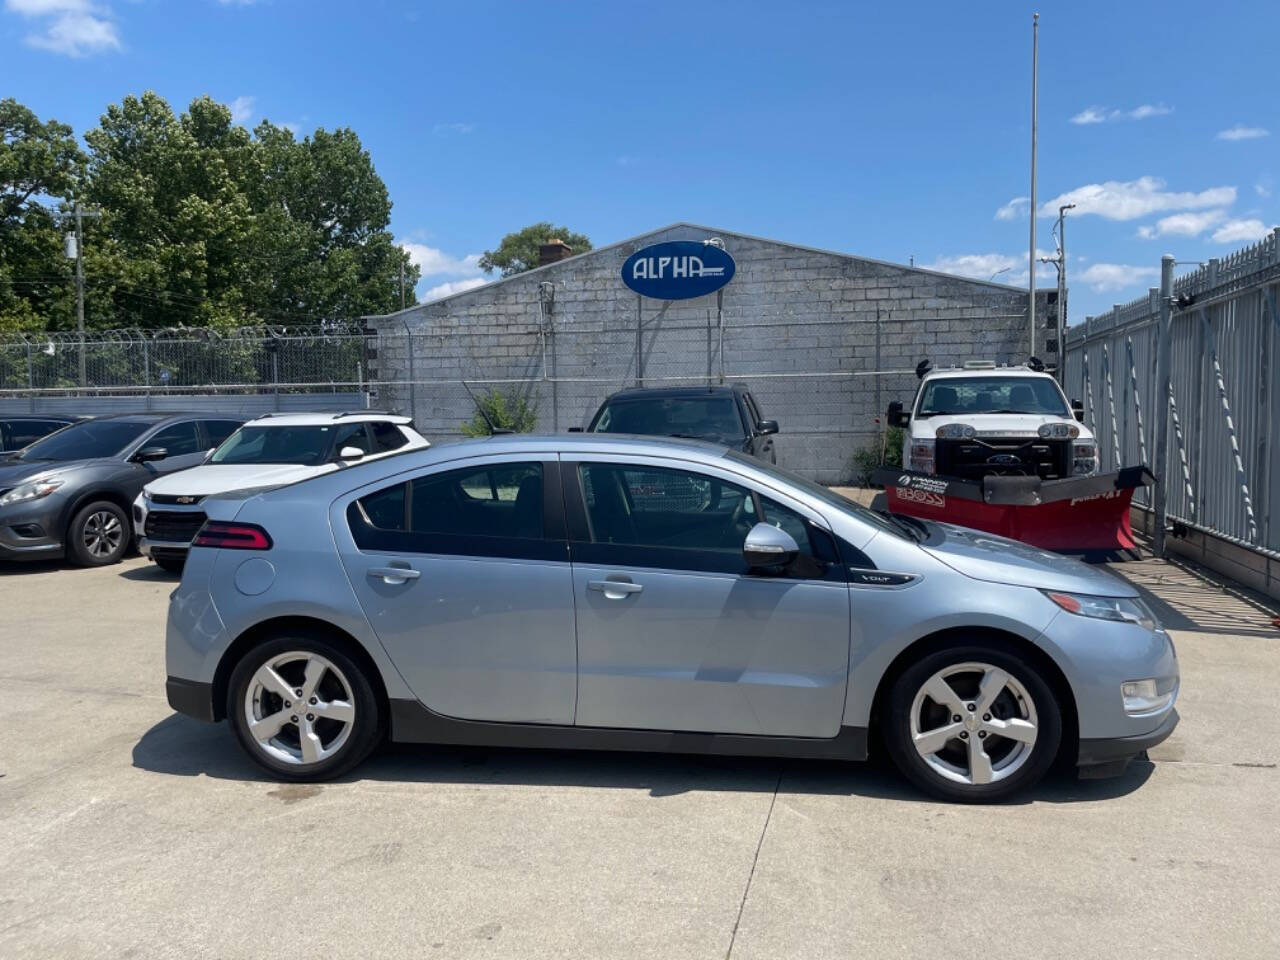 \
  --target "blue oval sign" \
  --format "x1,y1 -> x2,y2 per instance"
621,241 -> 735,300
